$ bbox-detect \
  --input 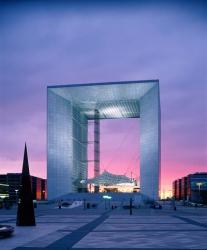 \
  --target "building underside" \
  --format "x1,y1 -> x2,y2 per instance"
47,80 -> 161,200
